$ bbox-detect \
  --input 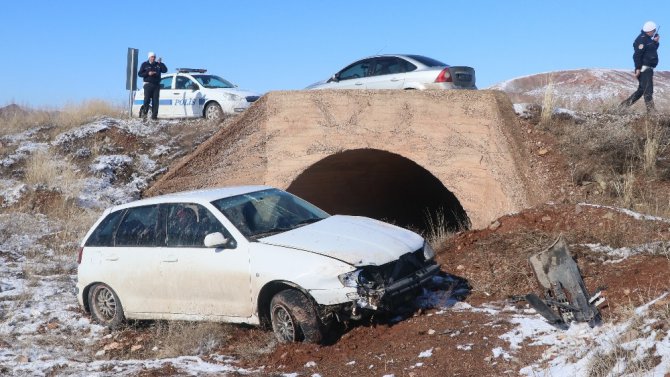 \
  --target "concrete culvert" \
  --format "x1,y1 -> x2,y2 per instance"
145,90 -> 537,229
287,149 -> 469,233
